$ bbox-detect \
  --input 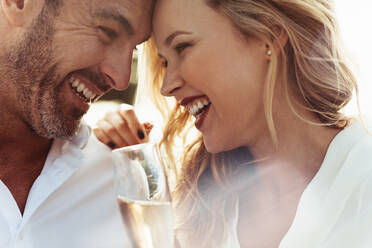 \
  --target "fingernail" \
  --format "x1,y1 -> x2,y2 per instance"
137,130 -> 145,140
107,141 -> 116,149
144,122 -> 154,130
